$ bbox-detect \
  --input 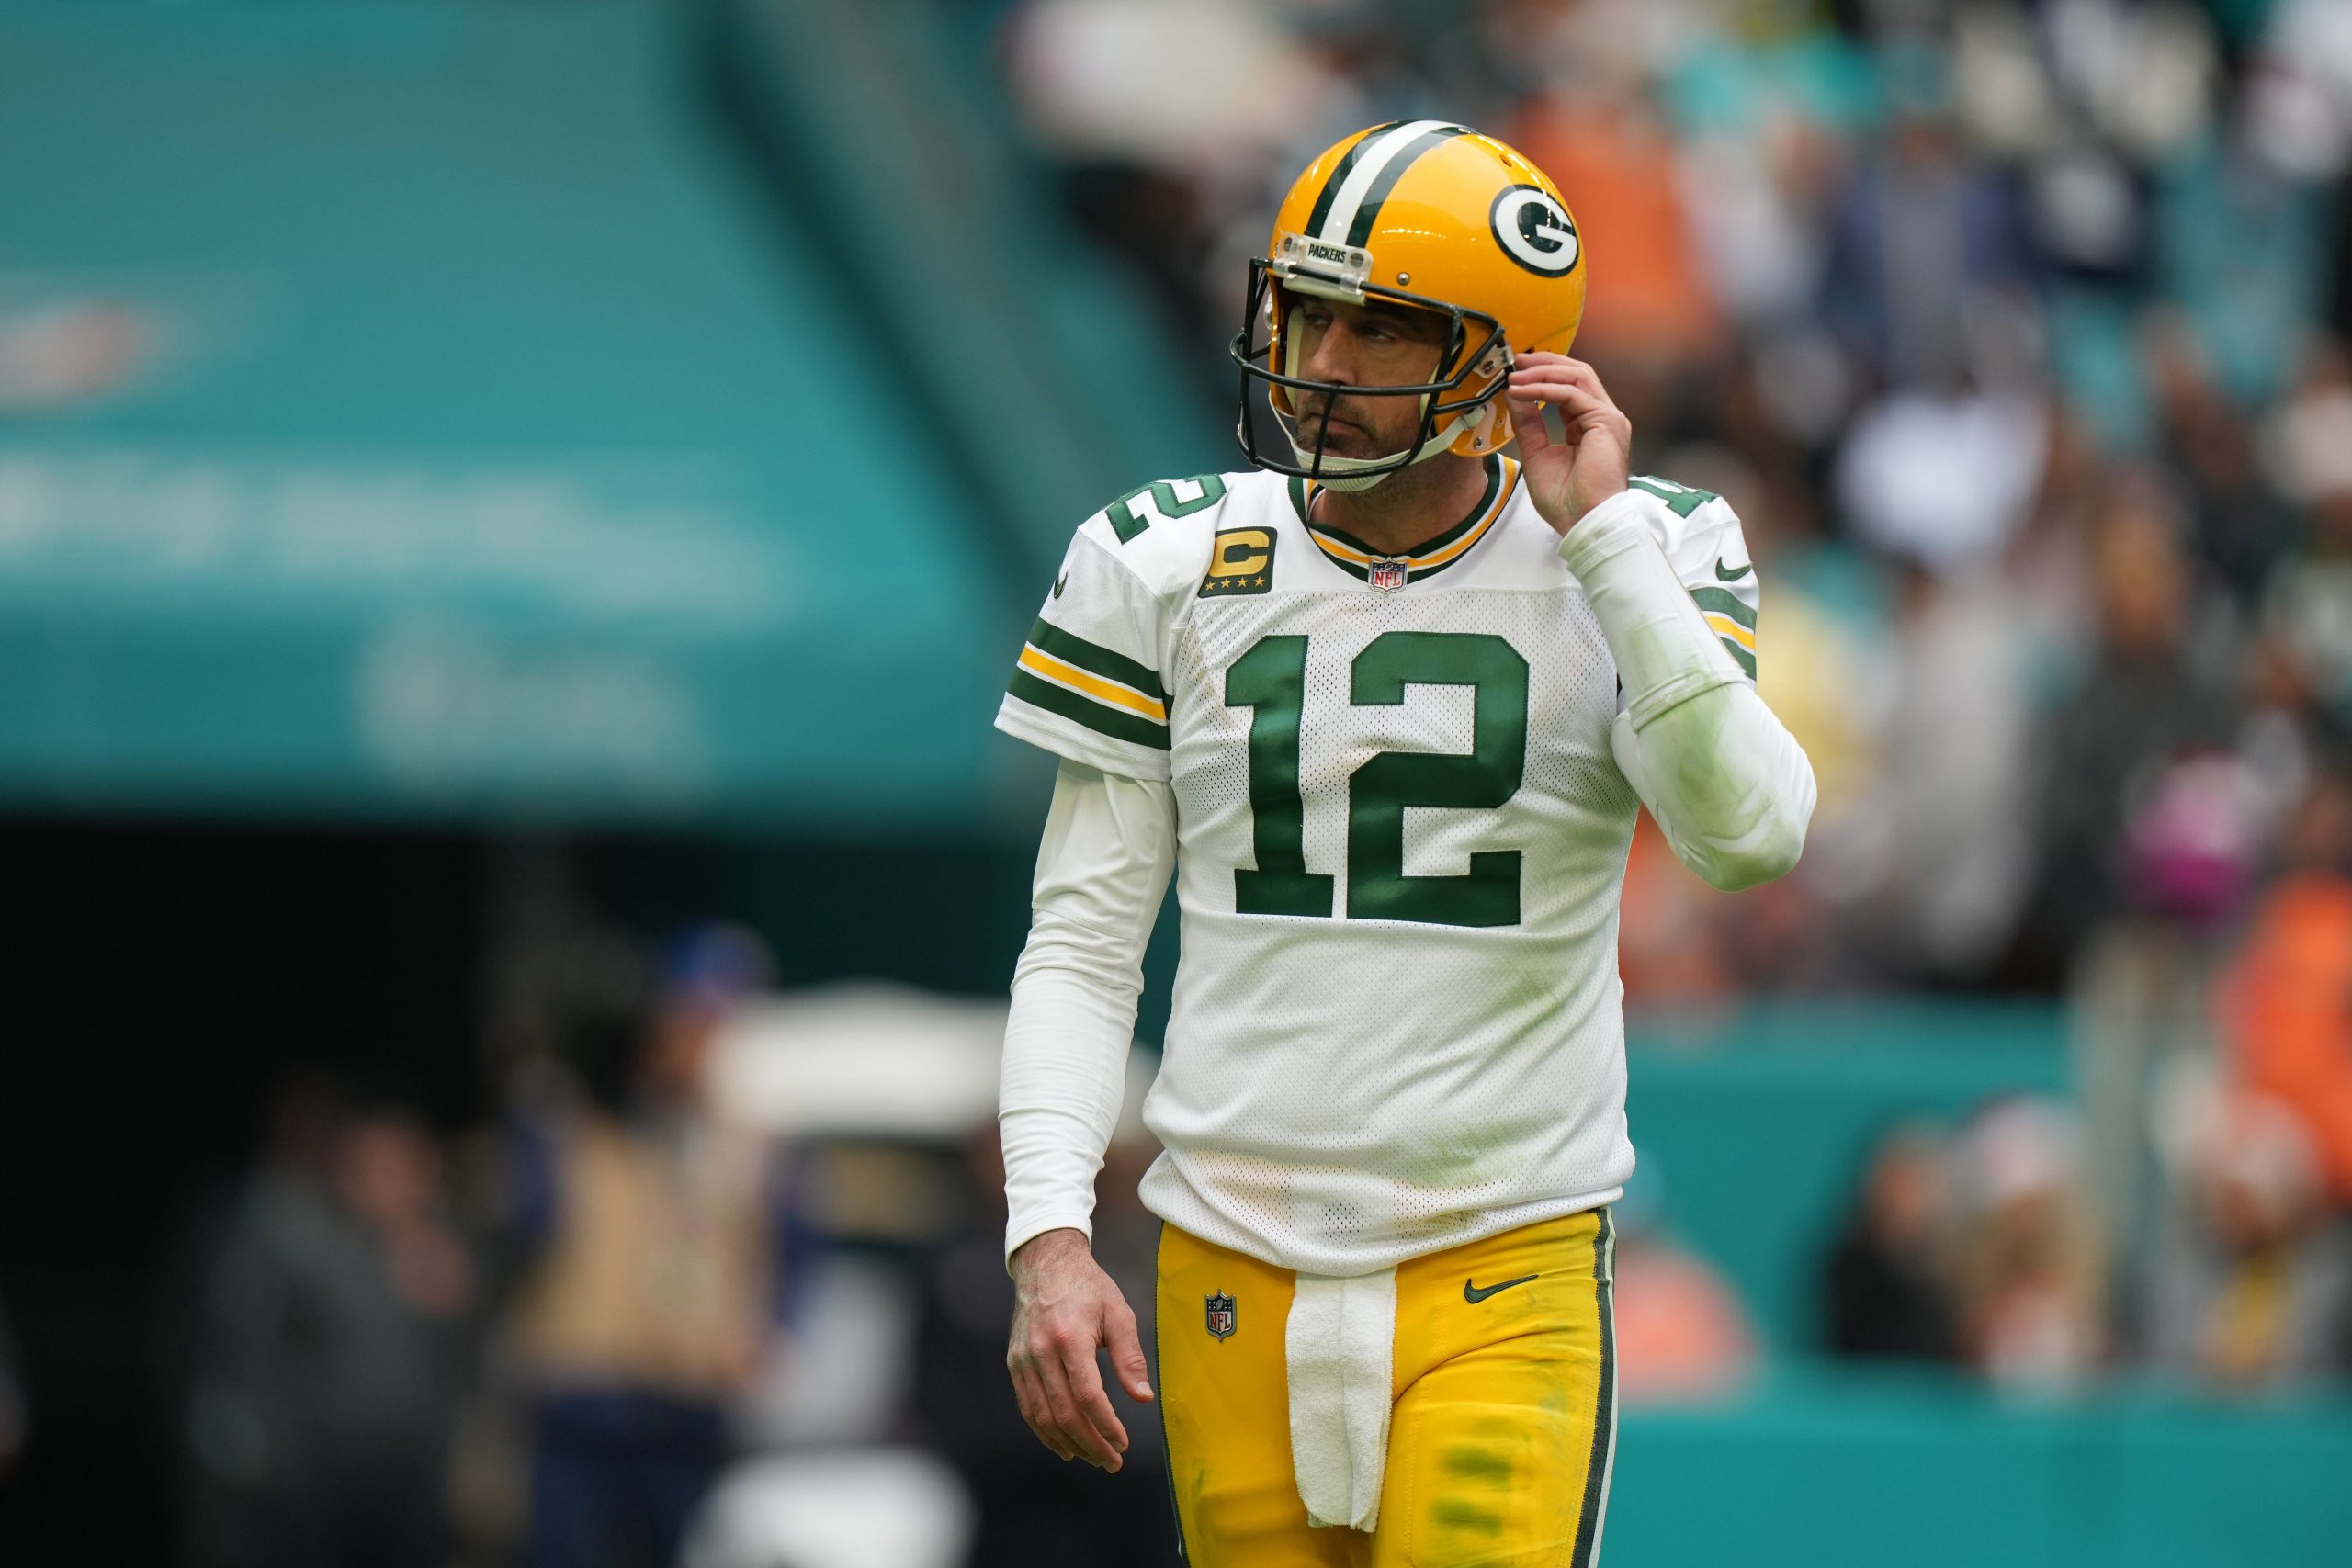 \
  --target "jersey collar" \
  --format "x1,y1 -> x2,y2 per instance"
1288,456 -> 1519,586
